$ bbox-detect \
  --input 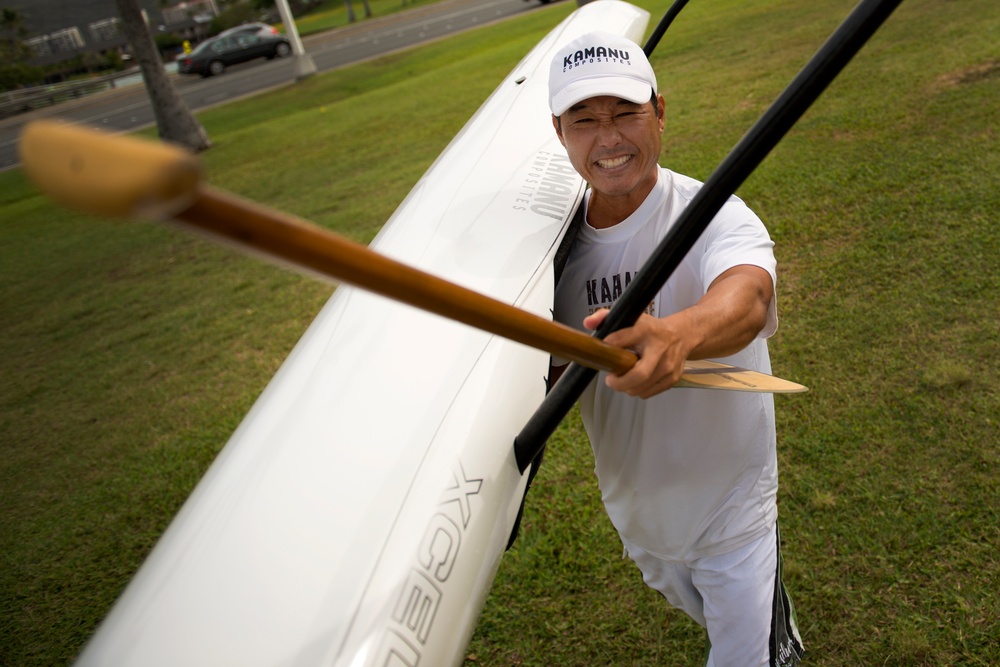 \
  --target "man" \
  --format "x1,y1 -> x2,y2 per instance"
547,32 -> 803,666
